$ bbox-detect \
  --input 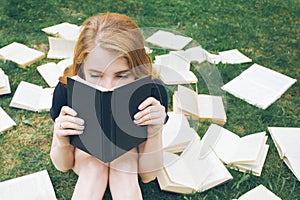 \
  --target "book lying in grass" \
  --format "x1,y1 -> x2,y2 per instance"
162,112 -> 199,153
0,42 -> 45,68
146,30 -> 192,50
67,75 -> 156,163
0,106 -> 16,133
157,138 -> 233,194
171,46 -> 221,64
219,49 -> 252,64
268,127 -> 300,181
47,37 -> 76,59
234,184 -> 281,200
202,124 -> 269,176
41,22 -> 81,40
37,58 -> 73,87
222,63 -> 297,109
0,68 -> 11,95
173,85 -> 227,124
9,81 -> 54,112
0,170 -> 57,200
153,53 -> 197,85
